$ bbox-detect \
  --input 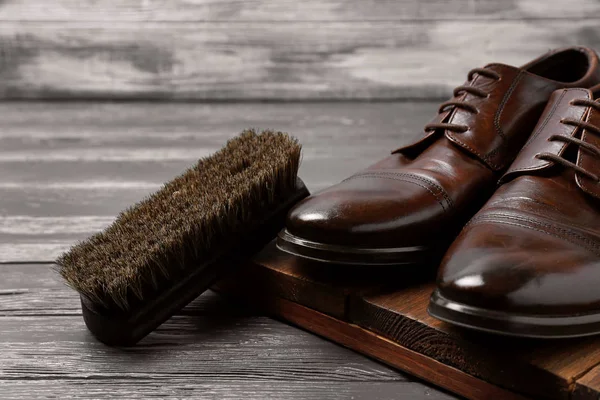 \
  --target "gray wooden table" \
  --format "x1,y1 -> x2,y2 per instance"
0,102 -> 459,399
0,1 -> 597,397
